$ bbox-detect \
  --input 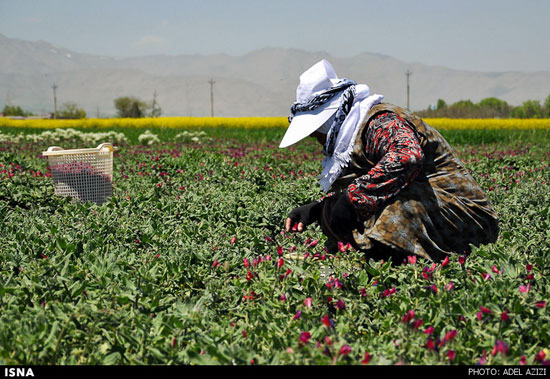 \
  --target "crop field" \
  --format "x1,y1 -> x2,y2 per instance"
0,120 -> 549,365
